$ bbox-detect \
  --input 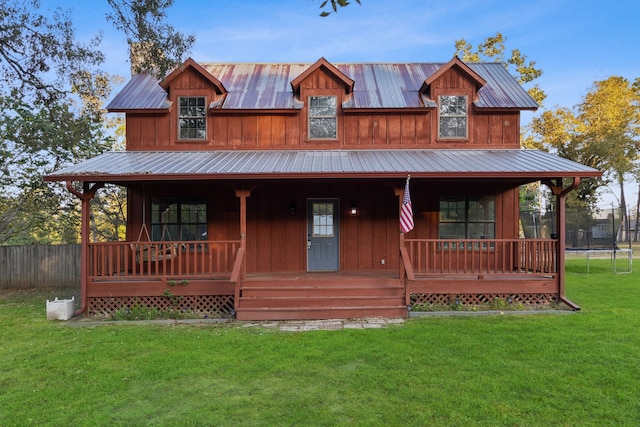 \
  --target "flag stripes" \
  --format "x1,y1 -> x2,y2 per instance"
400,177 -> 414,233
